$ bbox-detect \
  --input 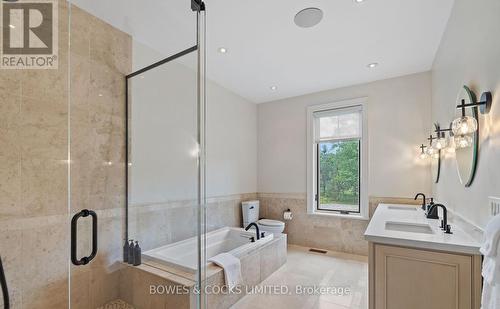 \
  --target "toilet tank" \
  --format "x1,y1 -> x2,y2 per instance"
242,200 -> 259,227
